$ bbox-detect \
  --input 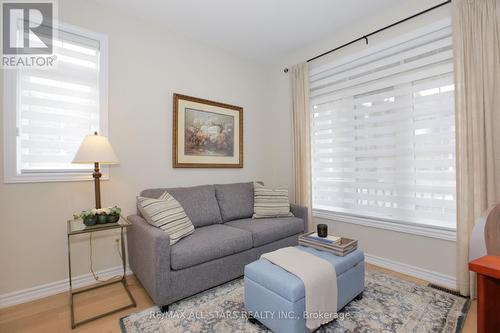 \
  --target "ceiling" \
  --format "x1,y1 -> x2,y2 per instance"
97,0 -> 401,65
